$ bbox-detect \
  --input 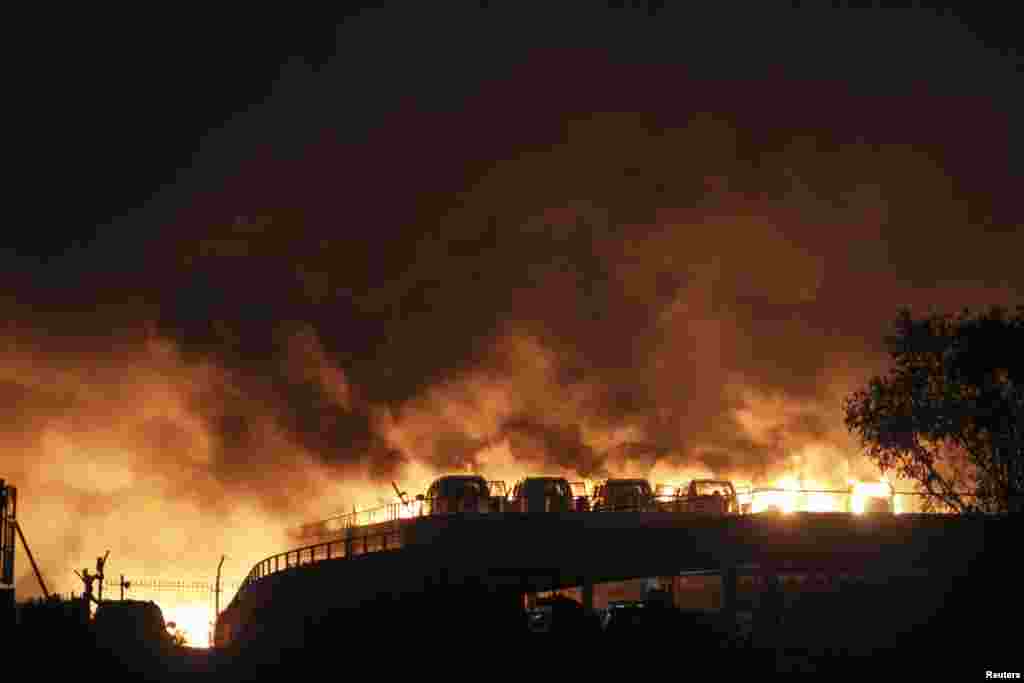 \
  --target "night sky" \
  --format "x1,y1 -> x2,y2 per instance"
4,6 -> 1022,592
